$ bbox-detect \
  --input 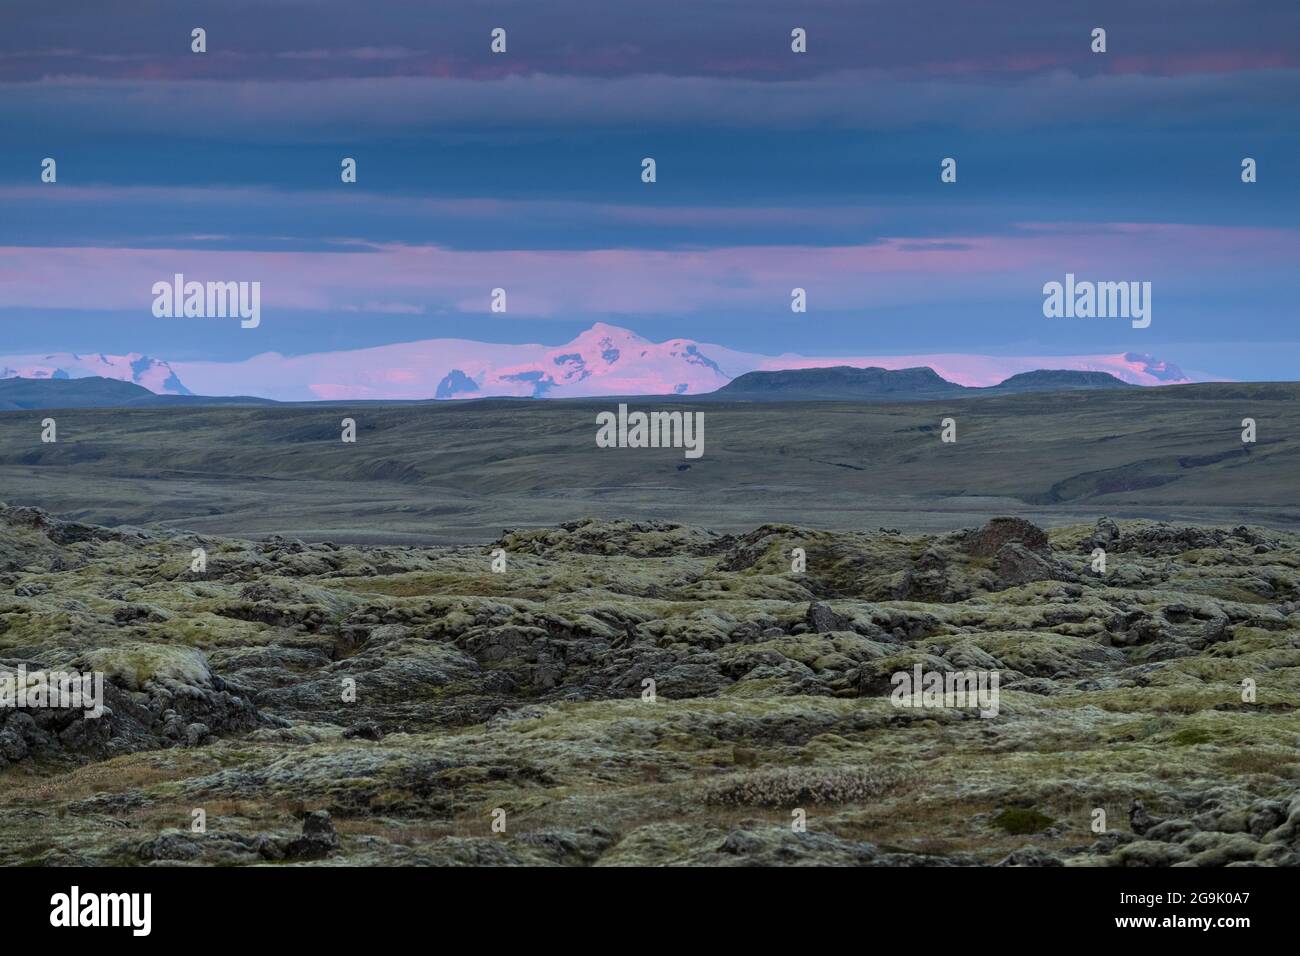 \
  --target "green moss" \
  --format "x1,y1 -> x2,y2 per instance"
1170,727 -> 1214,746
992,807 -> 1055,834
